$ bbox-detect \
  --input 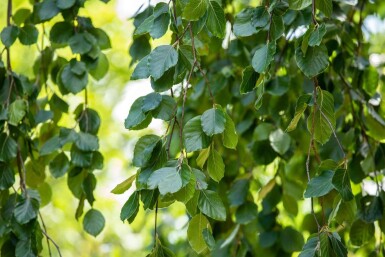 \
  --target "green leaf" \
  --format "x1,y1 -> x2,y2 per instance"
147,237 -> 175,257
206,1 -> 226,38
142,92 -> 162,112
70,145 -> 92,168
131,55 -> 150,80
8,99 -> 27,126
133,135 -> 160,167
207,149 -> 225,182
150,3 -> 170,39
79,108 -> 101,135
227,179 -> 249,207
309,24 -> 327,46
0,134 -> 18,162
0,162 -> 15,190
252,42 -> 276,73
174,174 -> 196,203
125,96 -> 149,130
251,6 -> 270,28
295,45 -> 329,78
60,61 -> 88,94
332,169 -> 353,201
197,147 -> 210,168
319,231 -> 331,257
83,209 -> 105,237
240,66 -> 259,94
40,136 -> 62,156
288,0 -> 312,10
316,0 -> 333,17
202,228 -> 216,251
270,14 -> 284,41
183,0 -> 208,21
89,53 -> 109,81
187,214 -> 210,254
148,167 -> 183,195
75,132 -> 99,152
307,88 -> 336,144
234,8 -> 259,37
223,112 -> 238,149
18,24 -> 38,45
149,45 -> 178,80
1,25 -> 19,47
14,197 -> 39,224
183,116 -> 211,153
56,0 -> 76,9
69,32 -> 96,54
280,227 -> 304,253
235,201 -> 258,224
111,175 -> 136,194
350,219 -> 374,246
298,235 -> 318,257
329,233 -> 348,257
198,190 -> 226,221
286,94 -> 312,132
201,108 -> 226,136
49,152 -> 70,178
12,9 -> 31,26
15,238 -> 34,257
120,191 -> 139,221
152,95 -> 176,121
269,129 -> 291,155
304,170 -> 334,198
36,0 -> 60,21
49,22 -> 74,45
